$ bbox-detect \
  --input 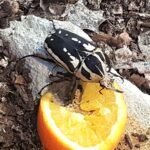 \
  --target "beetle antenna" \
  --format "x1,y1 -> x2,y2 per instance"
52,20 -> 57,31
